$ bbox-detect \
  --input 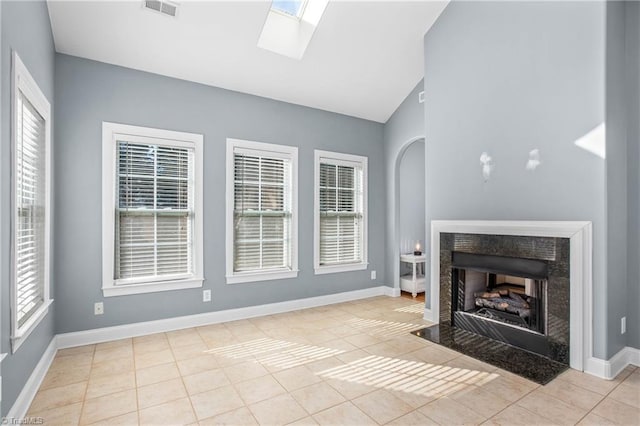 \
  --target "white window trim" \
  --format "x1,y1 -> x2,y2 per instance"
102,122 -> 204,297
314,150 -> 368,275
225,138 -> 299,284
11,51 -> 53,353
